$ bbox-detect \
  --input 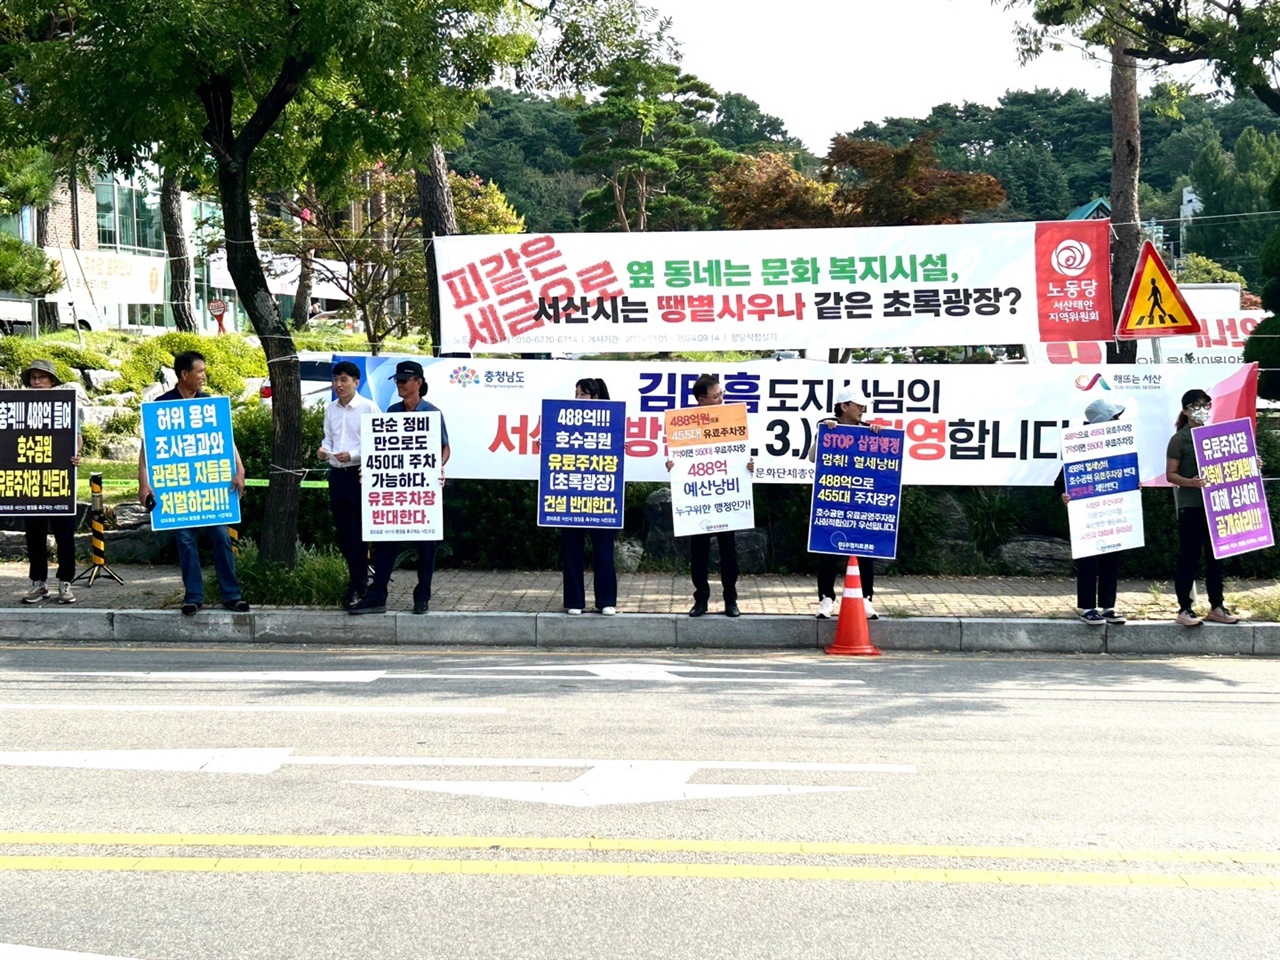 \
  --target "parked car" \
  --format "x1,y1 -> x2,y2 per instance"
246,351 -> 335,408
